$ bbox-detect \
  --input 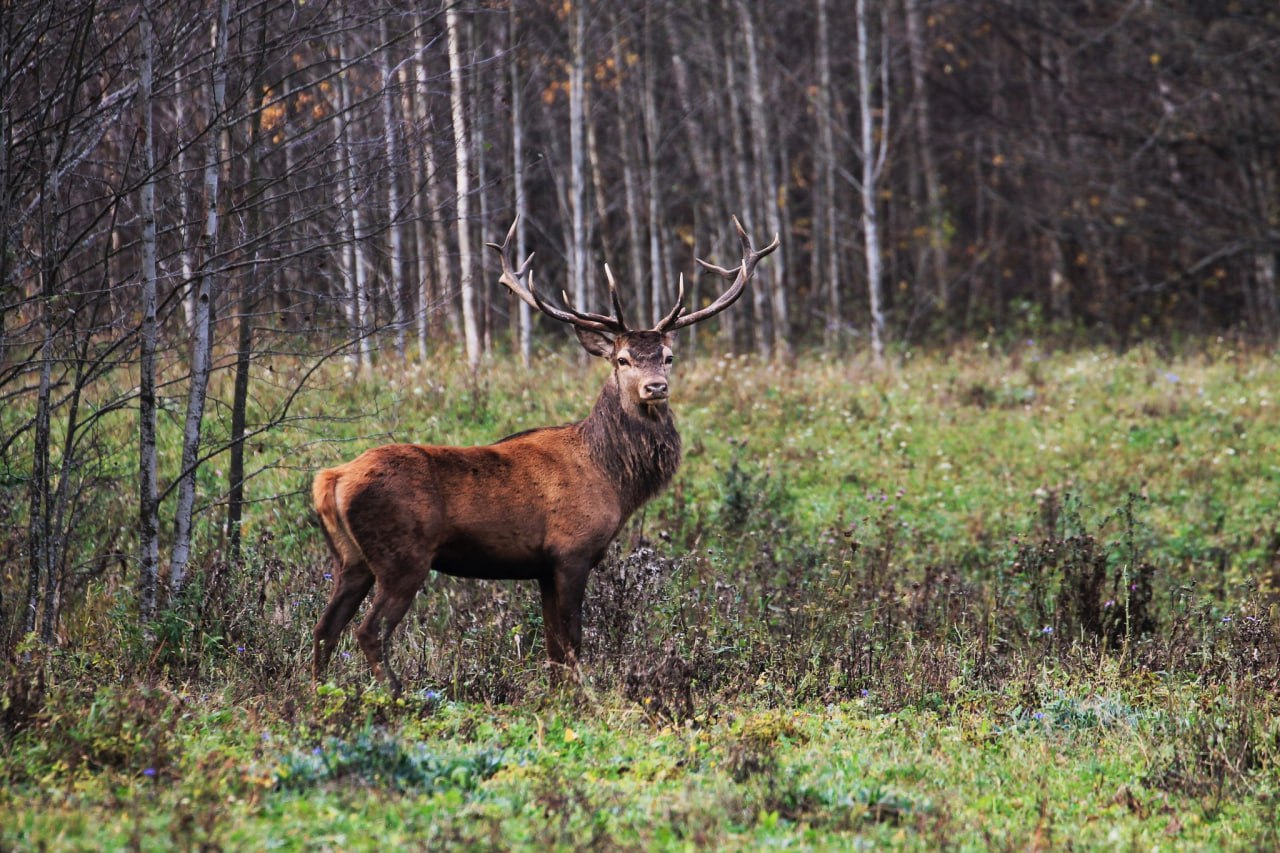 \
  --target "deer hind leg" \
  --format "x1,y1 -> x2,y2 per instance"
312,559 -> 374,682
354,568 -> 429,697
